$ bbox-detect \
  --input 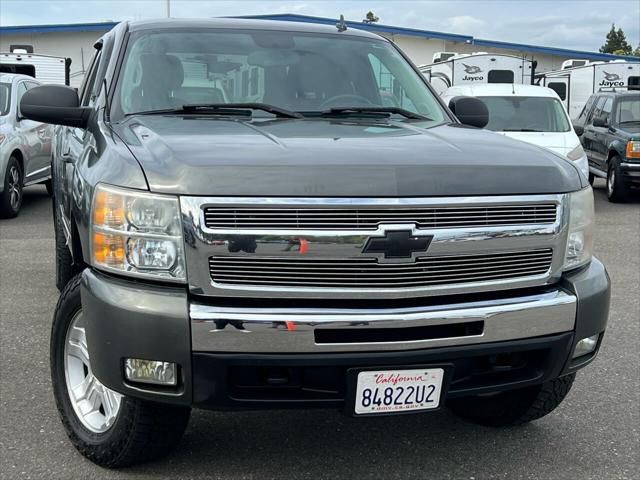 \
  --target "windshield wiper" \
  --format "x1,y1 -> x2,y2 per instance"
503,128 -> 542,132
320,107 -> 429,120
618,120 -> 640,125
127,103 -> 303,119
